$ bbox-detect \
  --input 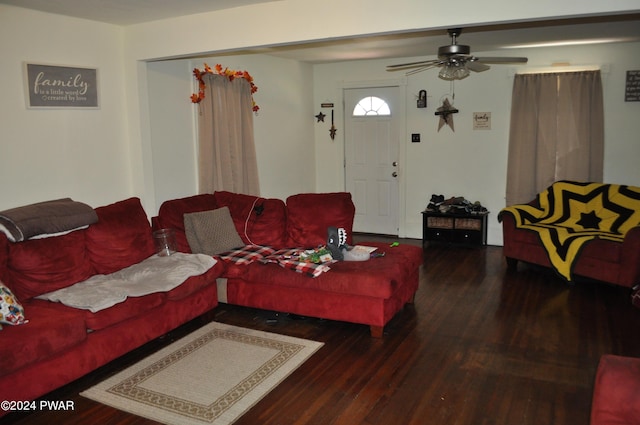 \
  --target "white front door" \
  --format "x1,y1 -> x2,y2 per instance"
344,86 -> 400,235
